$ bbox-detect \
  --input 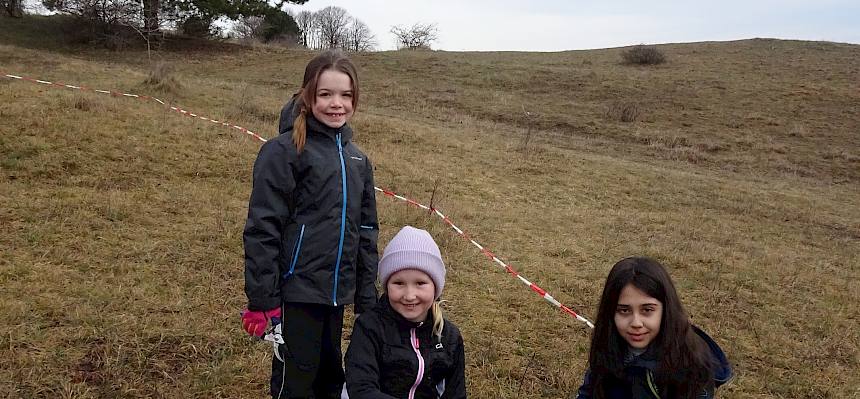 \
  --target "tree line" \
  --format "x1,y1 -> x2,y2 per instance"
3,0 -> 439,51
3,0 -> 23,17
292,6 -> 374,51
292,7 -> 438,51
4,0 -> 308,44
